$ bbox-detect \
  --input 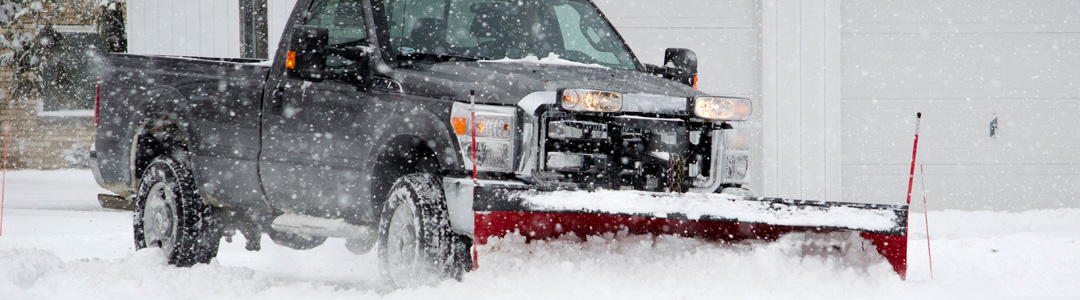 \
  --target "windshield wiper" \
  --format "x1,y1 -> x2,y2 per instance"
398,51 -> 490,62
